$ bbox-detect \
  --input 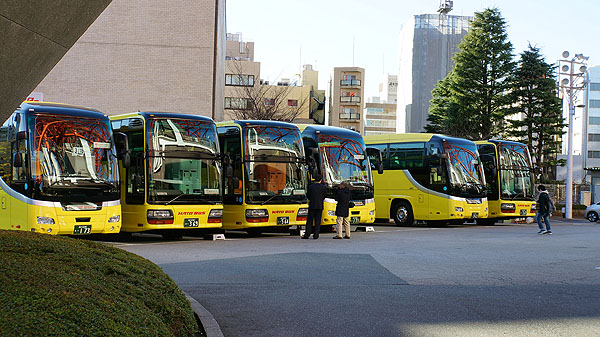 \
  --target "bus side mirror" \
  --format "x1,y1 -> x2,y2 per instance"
307,156 -> 319,177
366,147 -> 384,174
113,132 -> 130,168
